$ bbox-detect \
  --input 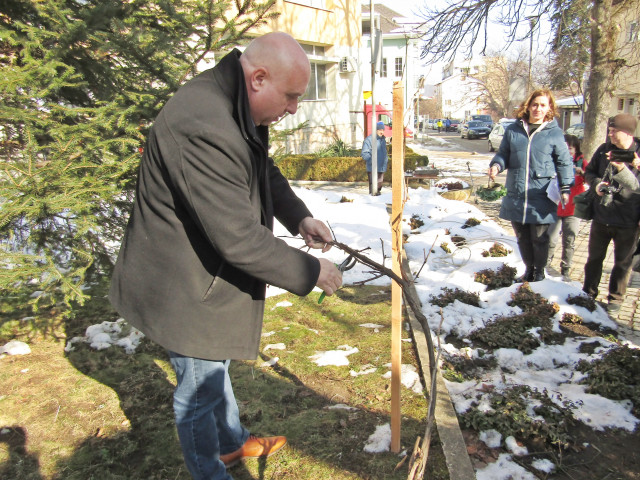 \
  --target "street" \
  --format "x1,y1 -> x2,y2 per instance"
408,128 -> 497,185
415,128 -> 494,154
